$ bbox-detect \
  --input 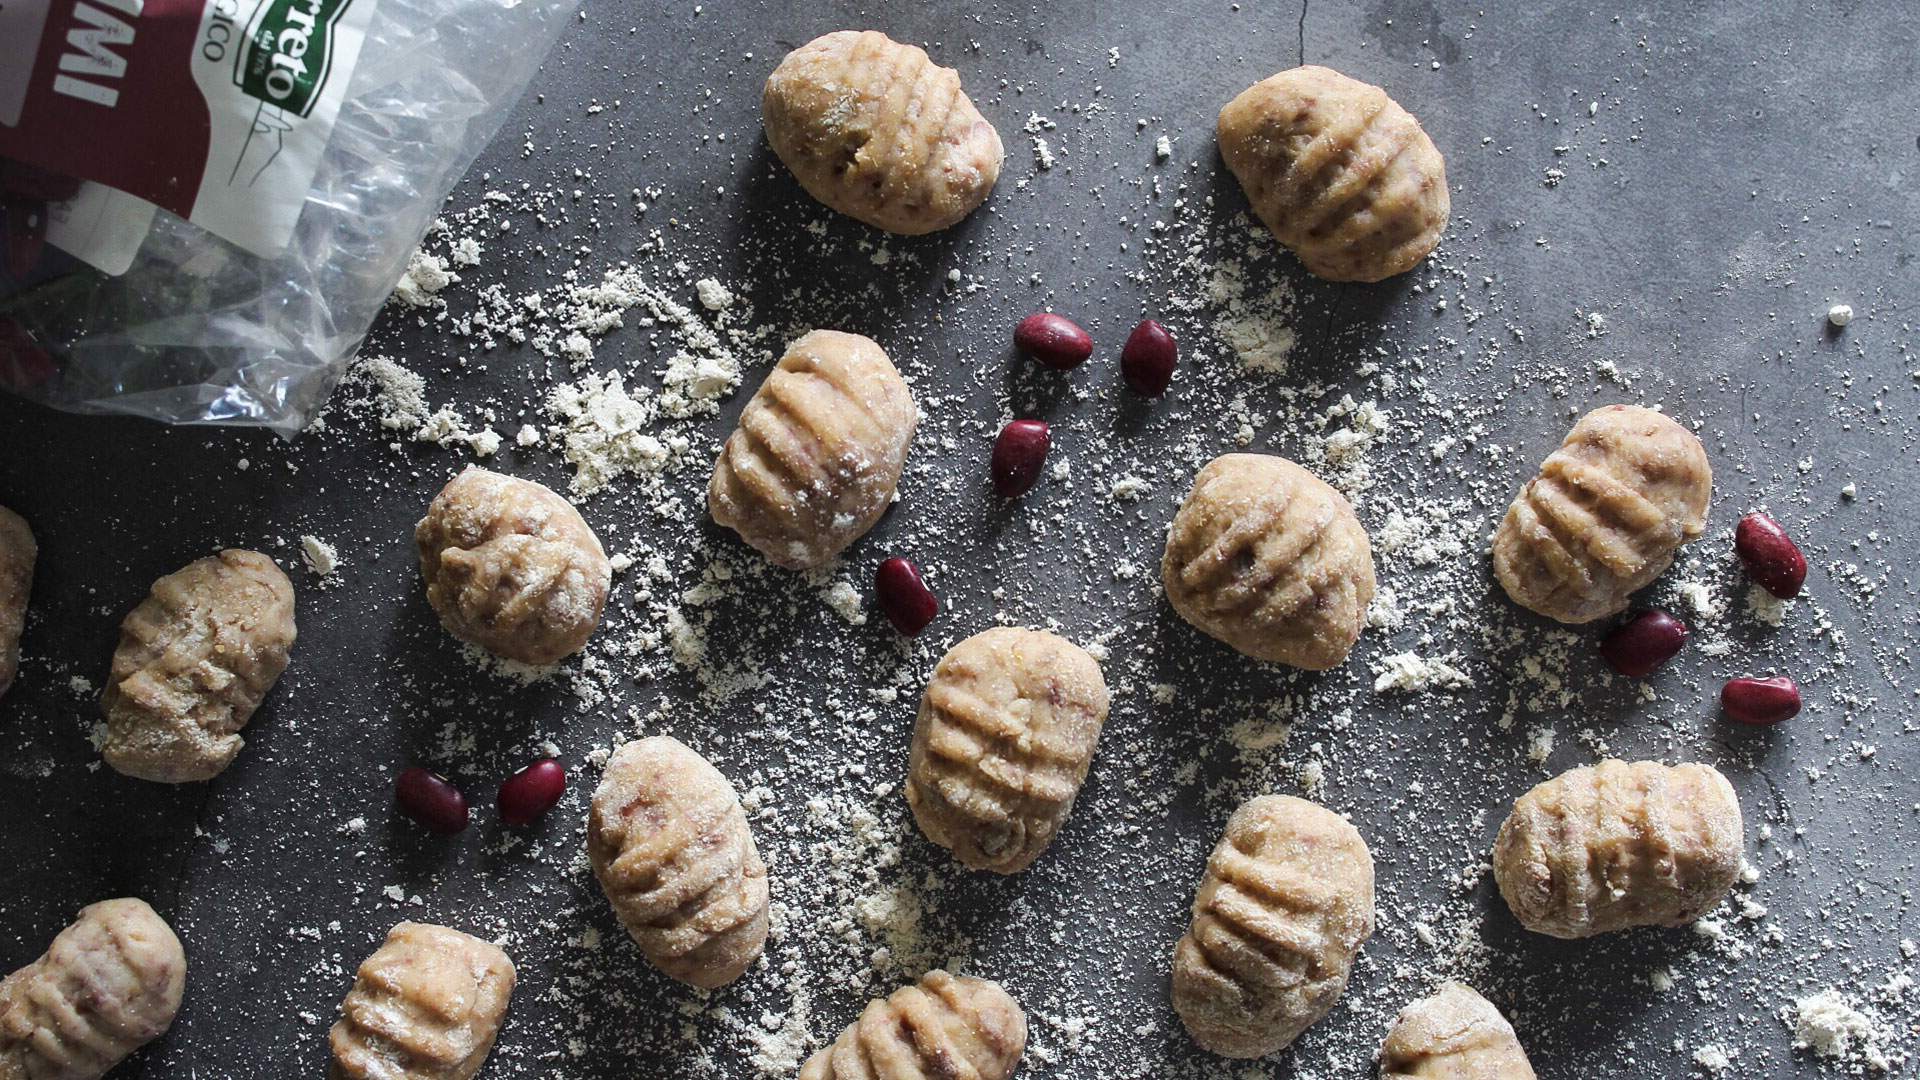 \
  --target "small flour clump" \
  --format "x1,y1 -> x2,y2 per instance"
1791,990 -> 1895,1071
1372,652 -> 1473,694
823,579 -> 867,626
545,371 -> 676,496
695,277 -> 735,311
299,536 -> 340,582
391,249 -> 457,307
